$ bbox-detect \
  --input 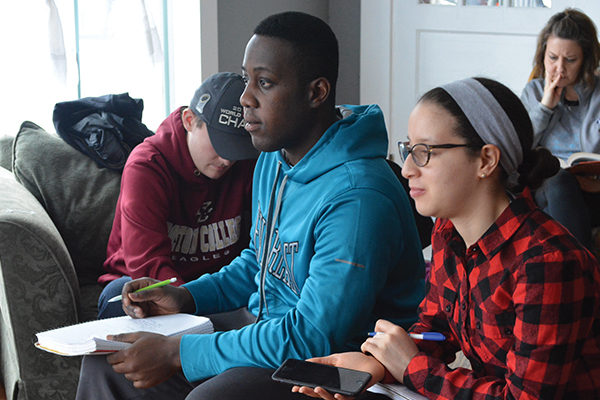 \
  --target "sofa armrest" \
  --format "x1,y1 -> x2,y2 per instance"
0,167 -> 81,400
